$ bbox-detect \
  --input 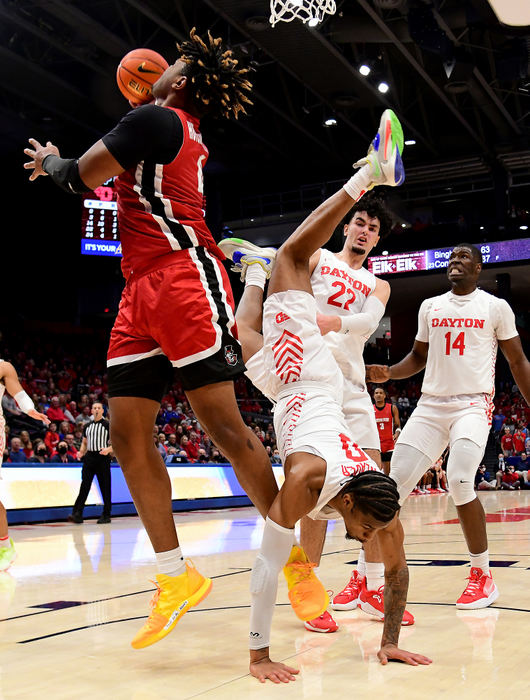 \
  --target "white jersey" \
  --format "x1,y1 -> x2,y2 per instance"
311,249 -> 377,391
416,288 -> 518,397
